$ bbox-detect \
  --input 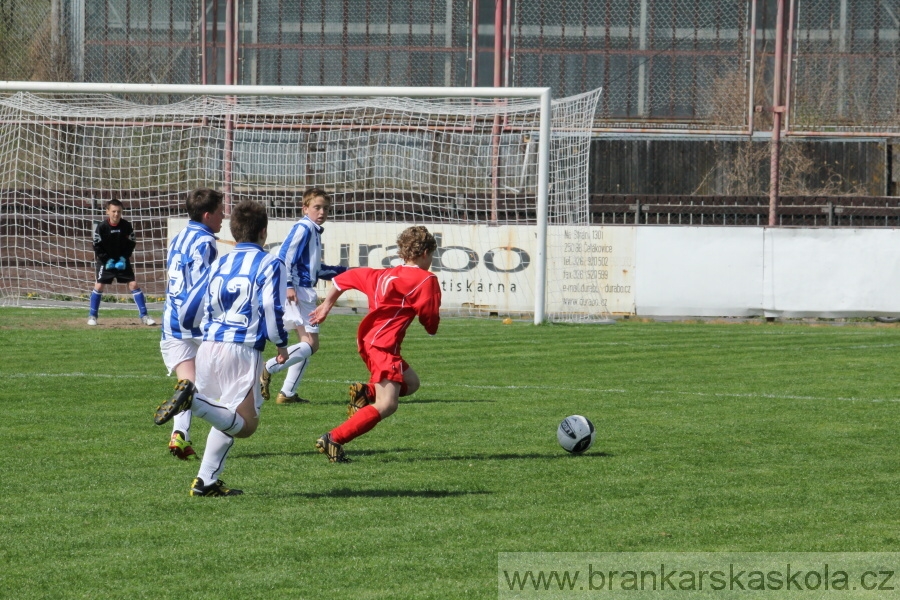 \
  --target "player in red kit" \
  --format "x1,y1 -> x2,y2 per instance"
309,225 -> 440,463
